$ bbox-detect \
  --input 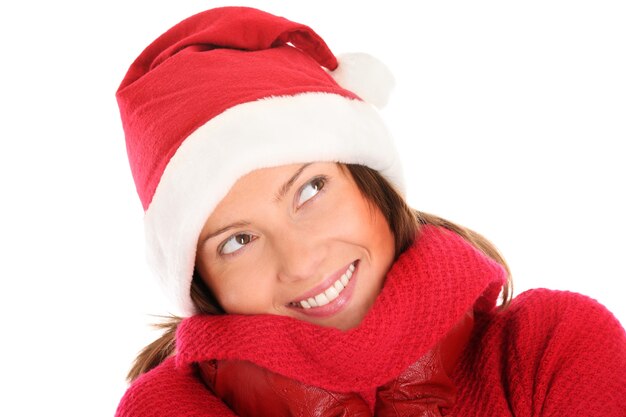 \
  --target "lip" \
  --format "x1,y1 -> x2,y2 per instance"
287,260 -> 359,318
